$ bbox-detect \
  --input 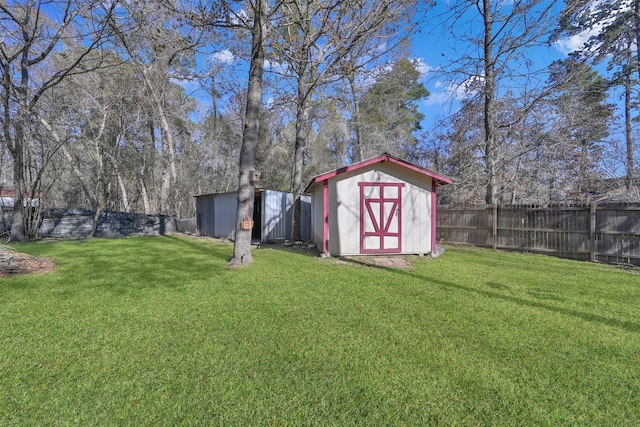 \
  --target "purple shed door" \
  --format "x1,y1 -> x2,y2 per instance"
359,182 -> 405,254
